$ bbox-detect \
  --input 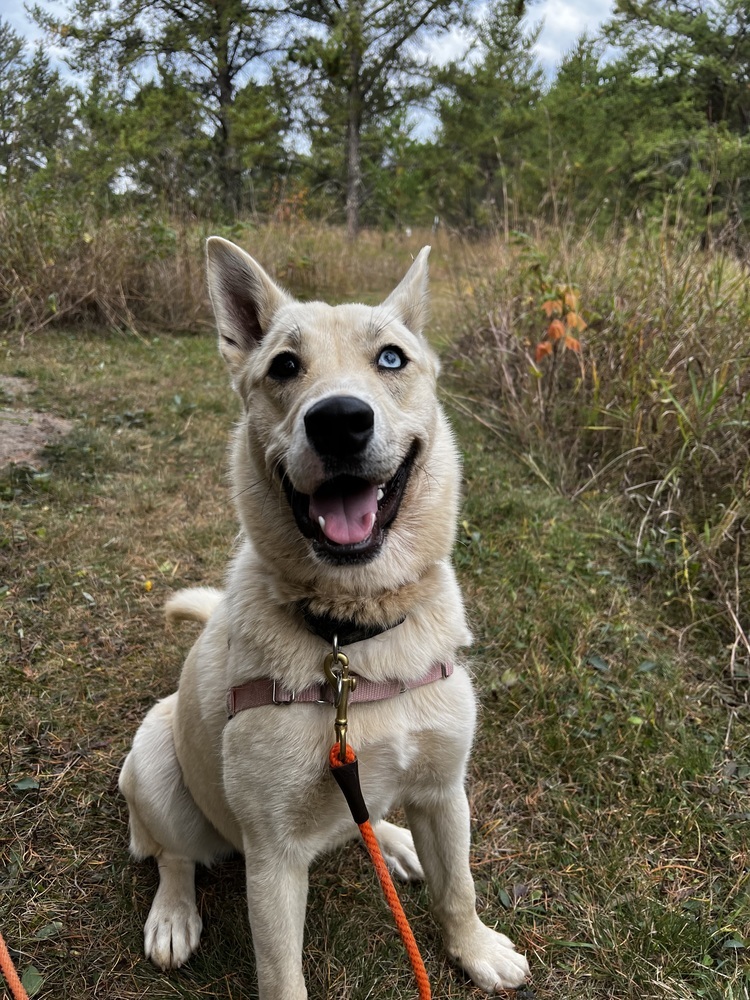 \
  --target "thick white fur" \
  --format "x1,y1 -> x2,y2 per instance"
118,240 -> 530,995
